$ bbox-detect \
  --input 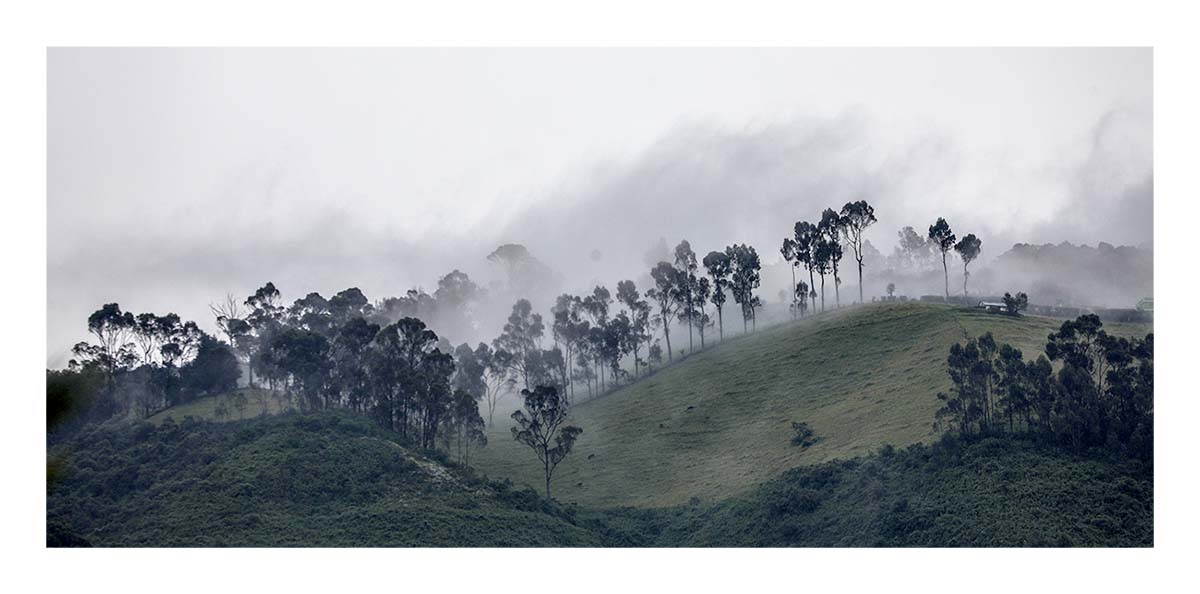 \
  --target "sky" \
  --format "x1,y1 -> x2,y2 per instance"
47,48 -> 1152,366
